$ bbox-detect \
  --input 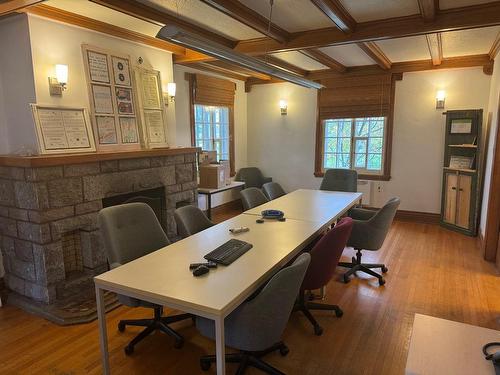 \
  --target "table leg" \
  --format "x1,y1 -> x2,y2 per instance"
215,316 -> 226,375
207,194 -> 212,220
96,285 -> 110,375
